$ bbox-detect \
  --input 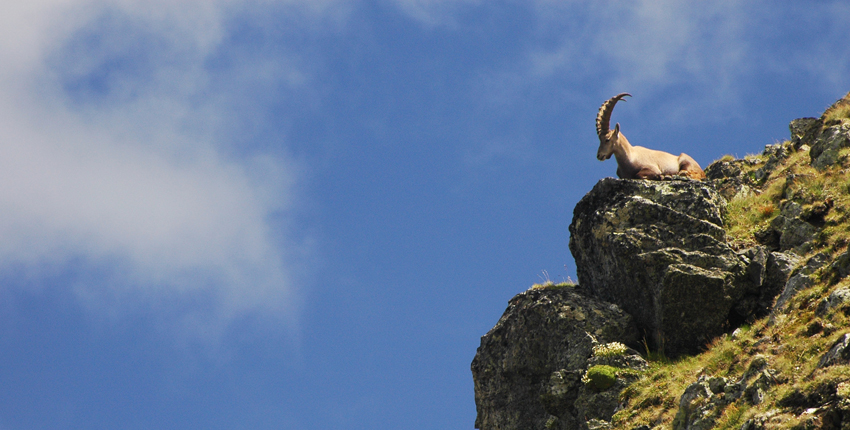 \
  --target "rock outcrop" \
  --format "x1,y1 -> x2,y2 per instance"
471,286 -> 640,430
817,333 -> 850,368
671,355 -> 781,430
808,92 -> 850,169
473,91 -> 850,430
568,178 -> 788,356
